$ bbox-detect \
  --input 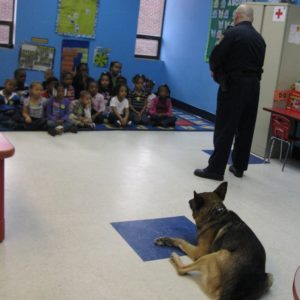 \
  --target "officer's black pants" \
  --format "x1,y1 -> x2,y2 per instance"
207,75 -> 260,175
